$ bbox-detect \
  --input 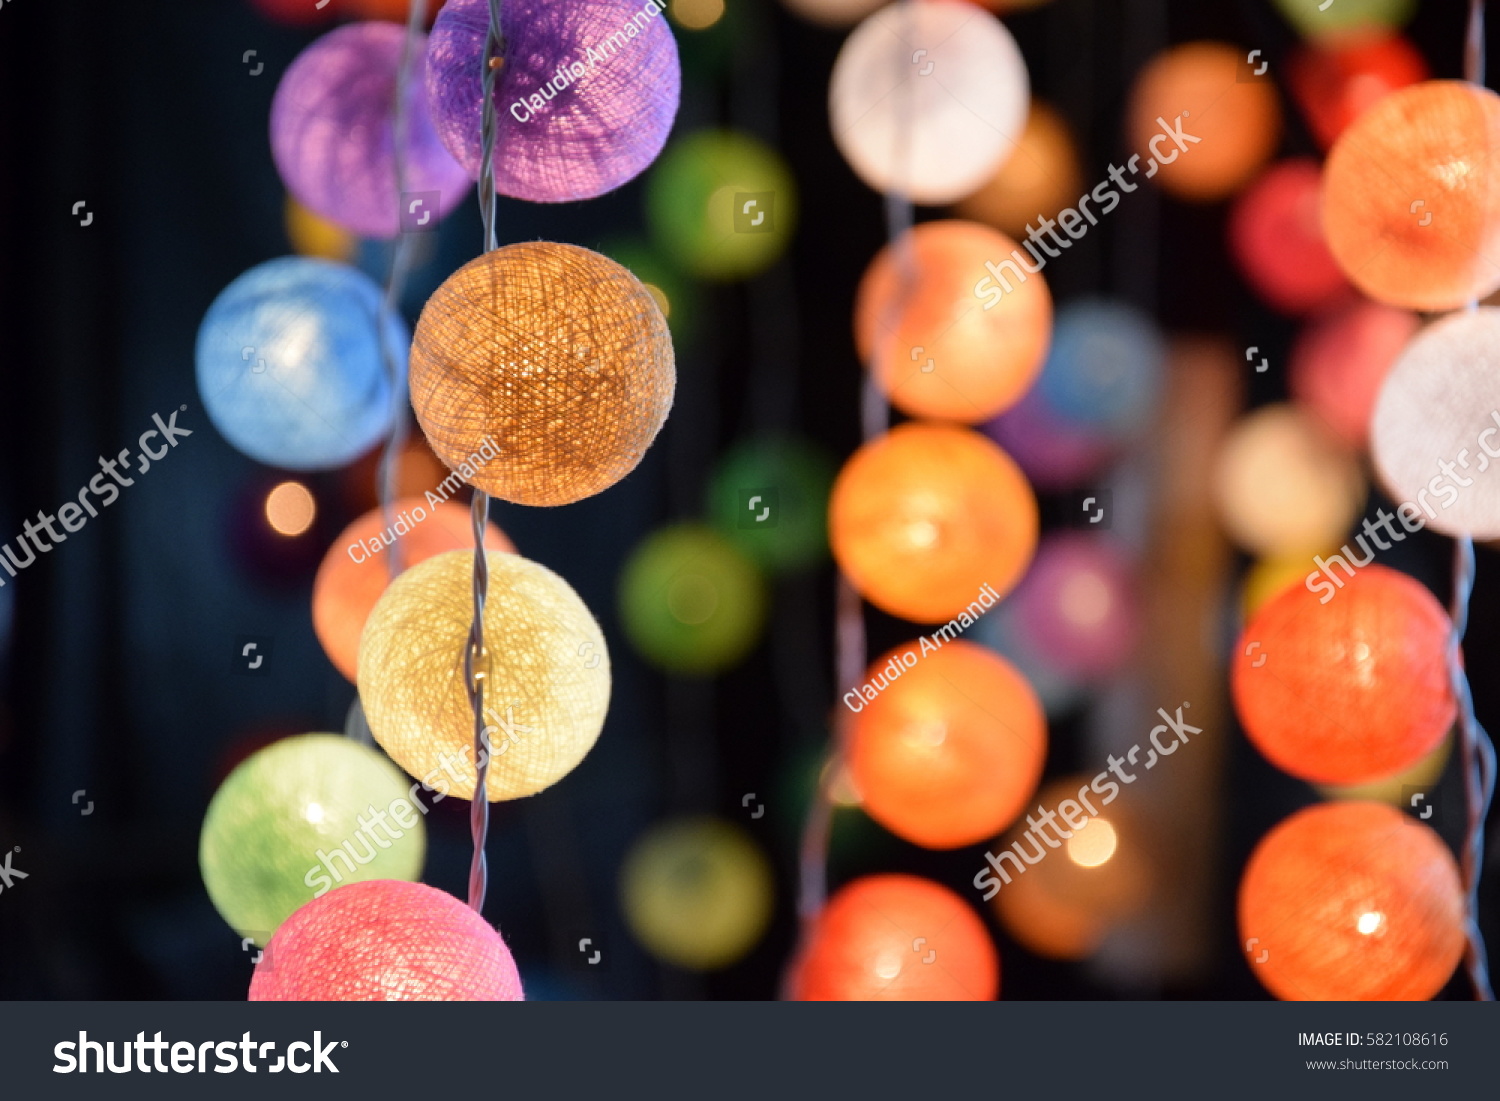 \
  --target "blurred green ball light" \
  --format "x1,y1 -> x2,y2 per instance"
708,437 -> 835,573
